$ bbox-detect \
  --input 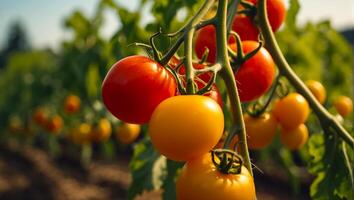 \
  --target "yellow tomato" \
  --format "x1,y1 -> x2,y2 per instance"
149,95 -> 224,162
176,153 -> 256,200
305,80 -> 326,104
273,93 -> 309,129
244,113 -> 278,149
280,124 -> 308,150
333,95 -> 353,117
116,123 -> 141,144
90,118 -> 112,143
71,123 -> 92,145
